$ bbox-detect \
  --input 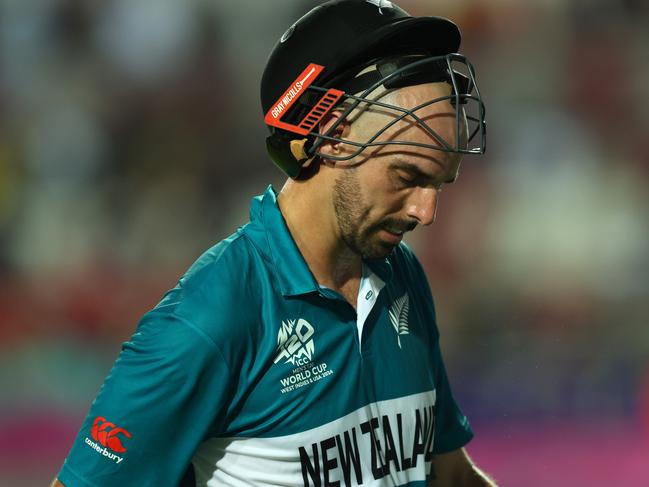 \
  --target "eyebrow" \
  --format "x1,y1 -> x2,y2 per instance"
389,161 -> 457,184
